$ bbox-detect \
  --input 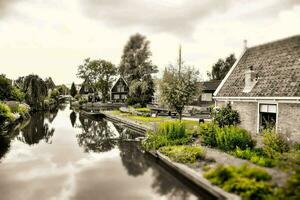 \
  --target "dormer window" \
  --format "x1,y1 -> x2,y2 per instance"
243,65 -> 258,93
